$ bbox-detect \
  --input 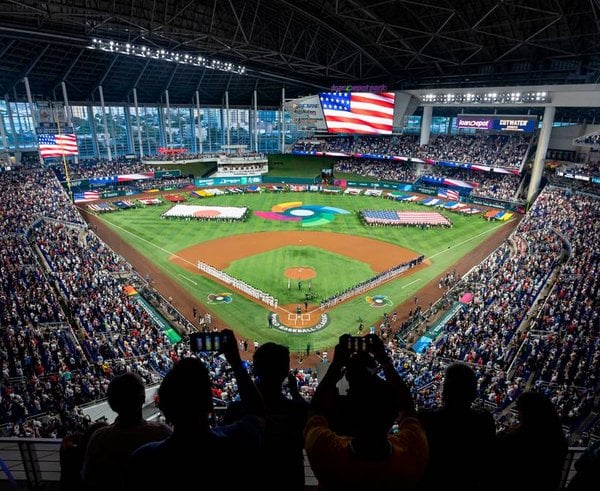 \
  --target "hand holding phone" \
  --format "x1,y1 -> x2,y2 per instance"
190,331 -> 230,353
342,335 -> 371,353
